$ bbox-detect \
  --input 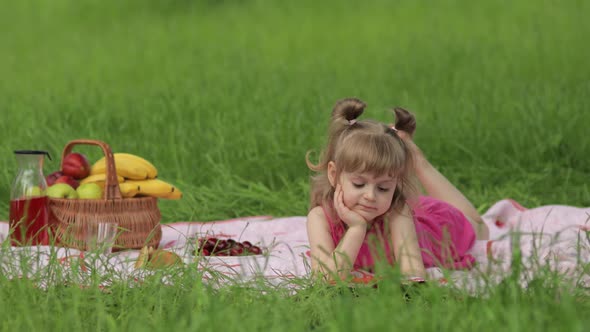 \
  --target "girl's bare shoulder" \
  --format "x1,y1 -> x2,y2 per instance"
307,206 -> 326,222
307,206 -> 333,237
